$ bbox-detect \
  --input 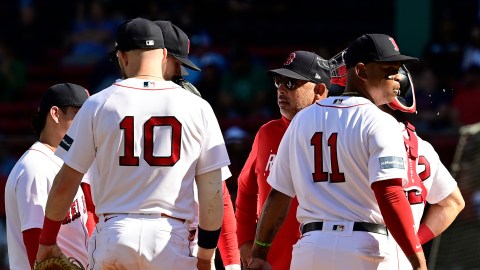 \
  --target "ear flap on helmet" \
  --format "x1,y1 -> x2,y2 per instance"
387,65 -> 416,113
